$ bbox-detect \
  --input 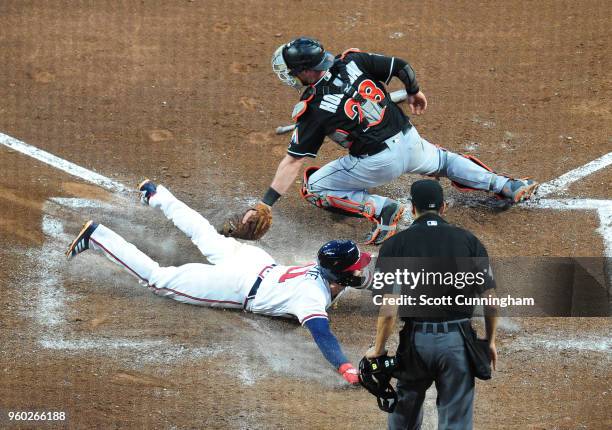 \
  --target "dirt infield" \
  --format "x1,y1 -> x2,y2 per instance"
0,1 -> 610,429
